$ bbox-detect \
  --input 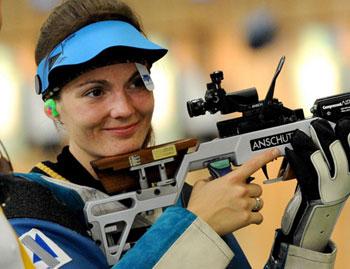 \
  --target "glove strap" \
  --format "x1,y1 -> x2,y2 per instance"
293,199 -> 346,252
281,188 -> 347,252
